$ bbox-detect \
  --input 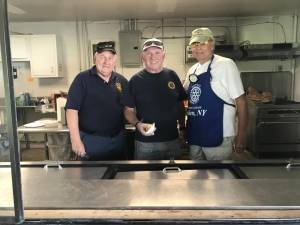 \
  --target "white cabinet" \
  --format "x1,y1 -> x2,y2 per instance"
10,35 -> 30,61
30,34 -> 62,78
